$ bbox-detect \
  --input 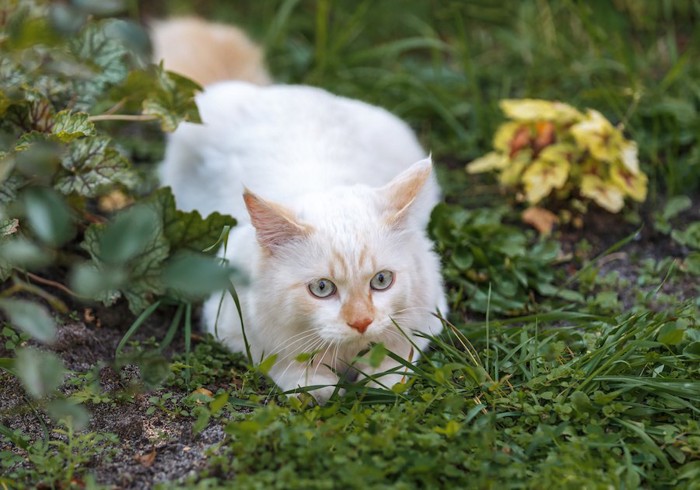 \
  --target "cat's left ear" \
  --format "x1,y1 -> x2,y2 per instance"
381,156 -> 433,226
243,189 -> 312,253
